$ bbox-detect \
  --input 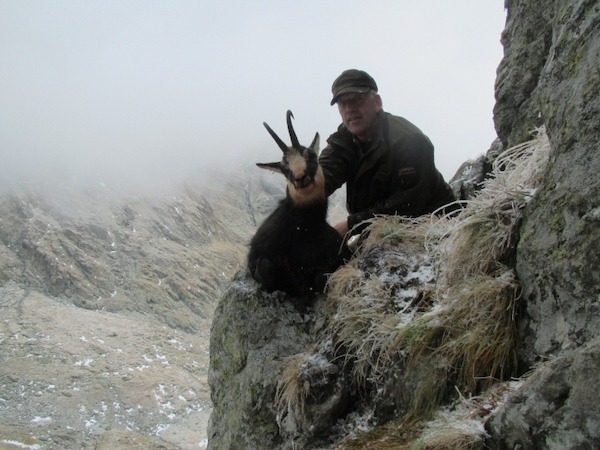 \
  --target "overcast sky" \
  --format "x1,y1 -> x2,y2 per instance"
0,1 -> 506,192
